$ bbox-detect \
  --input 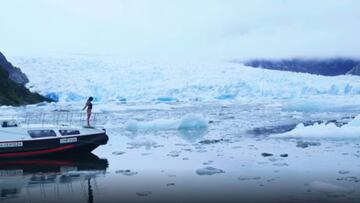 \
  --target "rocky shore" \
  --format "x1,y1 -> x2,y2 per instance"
0,52 -> 51,106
